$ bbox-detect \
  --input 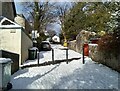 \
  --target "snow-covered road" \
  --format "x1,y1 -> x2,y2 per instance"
10,44 -> 119,90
